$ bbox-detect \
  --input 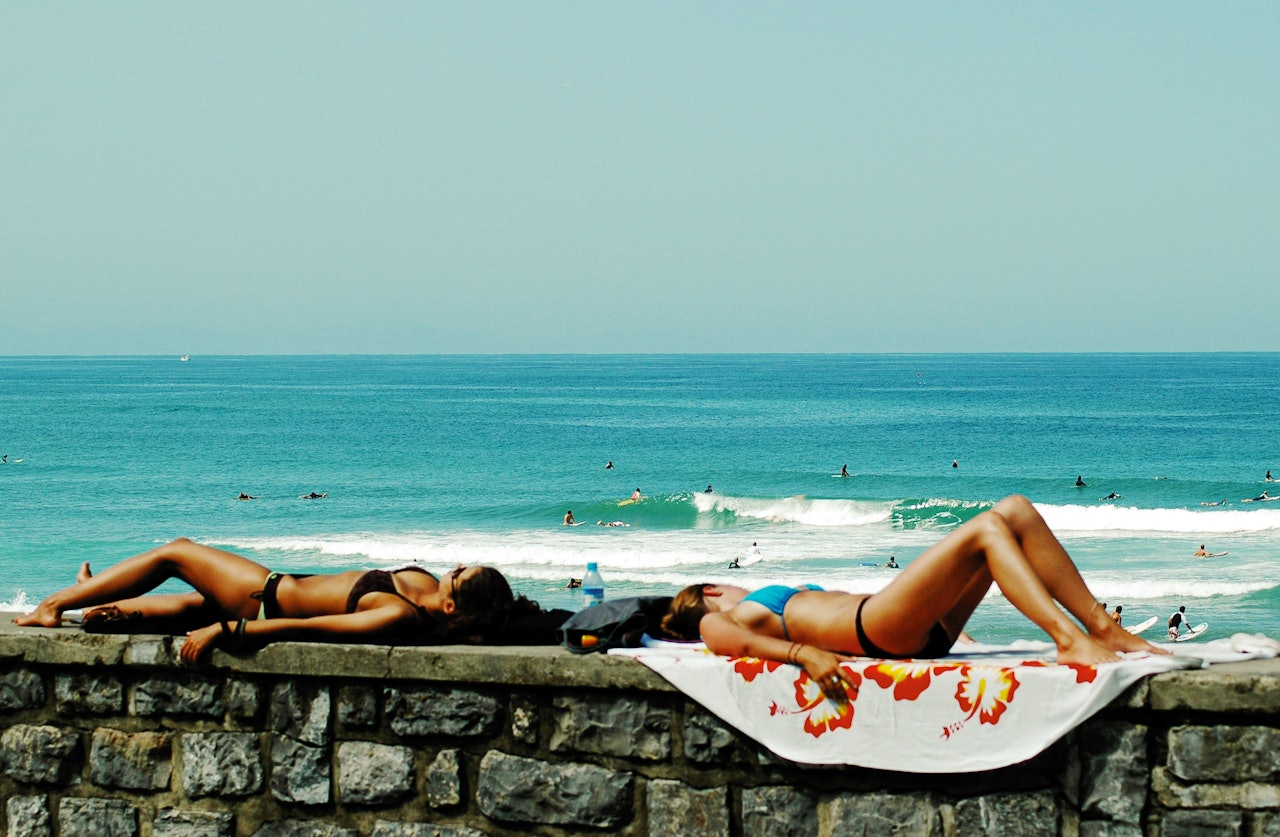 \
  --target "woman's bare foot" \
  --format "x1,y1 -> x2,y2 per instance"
14,603 -> 61,628
1086,607 -> 1171,656
1055,633 -> 1122,667
77,562 -> 92,583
